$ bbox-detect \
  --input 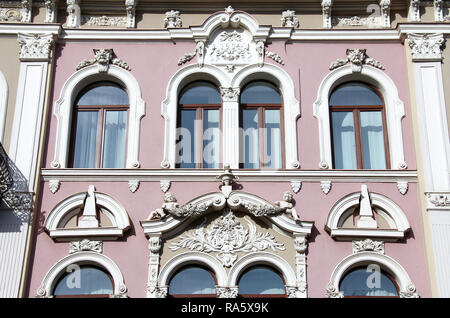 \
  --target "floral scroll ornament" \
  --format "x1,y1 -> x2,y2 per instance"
76,48 -> 131,73
329,49 -> 385,73
169,210 -> 285,267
